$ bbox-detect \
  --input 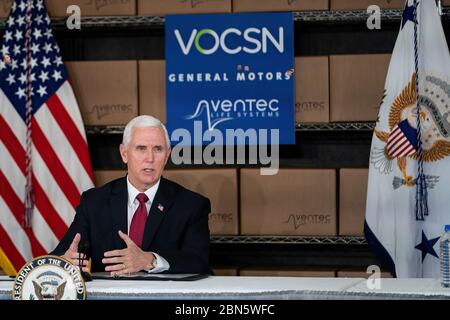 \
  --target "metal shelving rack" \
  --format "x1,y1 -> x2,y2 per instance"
85,122 -> 376,135
210,236 -> 367,245
1,7 -> 449,29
